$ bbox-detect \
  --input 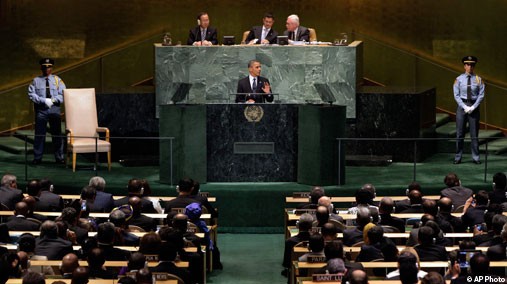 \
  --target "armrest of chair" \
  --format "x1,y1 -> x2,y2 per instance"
96,127 -> 110,142
66,129 -> 74,144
